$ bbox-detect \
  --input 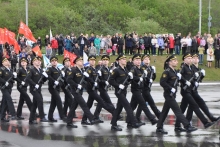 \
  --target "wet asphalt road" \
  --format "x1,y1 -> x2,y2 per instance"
0,83 -> 219,147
